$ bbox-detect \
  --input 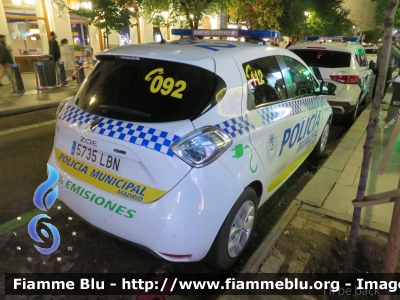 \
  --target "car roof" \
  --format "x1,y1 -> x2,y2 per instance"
289,41 -> 362,52
97,40 -> 296,62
